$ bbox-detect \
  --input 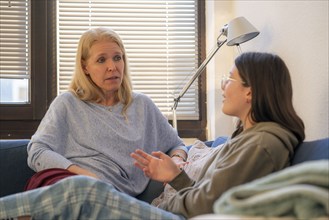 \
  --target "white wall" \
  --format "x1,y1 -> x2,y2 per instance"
206,1 -> 328,141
